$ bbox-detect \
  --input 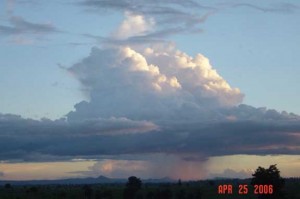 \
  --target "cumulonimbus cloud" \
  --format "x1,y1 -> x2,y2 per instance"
1,1 -> 300,164
1,42 -> 300,162
67,44 -> 243,122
